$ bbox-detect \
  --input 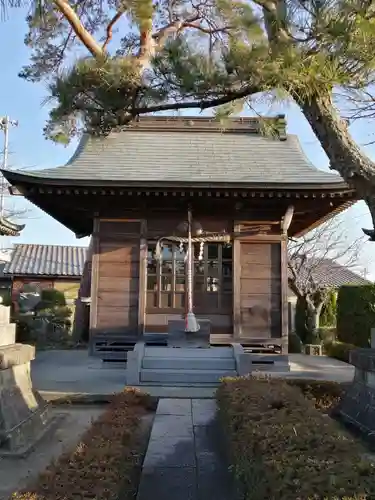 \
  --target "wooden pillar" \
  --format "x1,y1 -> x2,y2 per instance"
138,219 -> 147,336
280,236 -> 289,354
232,223 -> 241,340
89,217 -> 100,335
